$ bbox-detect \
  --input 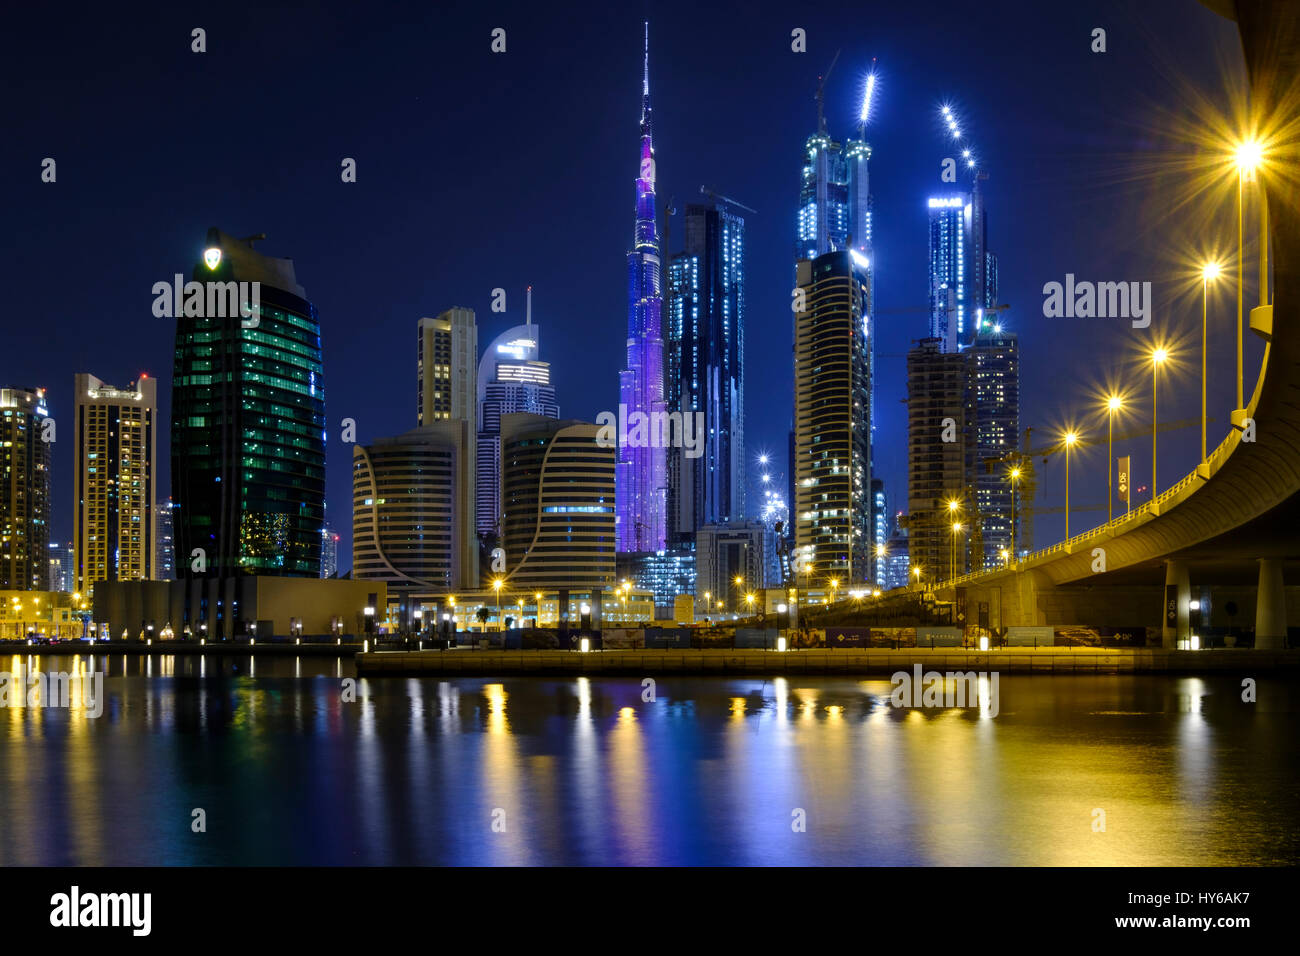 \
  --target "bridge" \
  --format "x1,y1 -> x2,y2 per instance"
818,0 -> 1300,649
